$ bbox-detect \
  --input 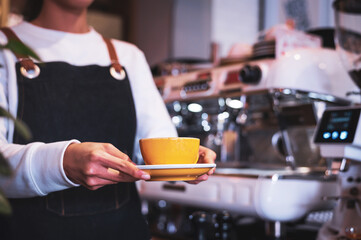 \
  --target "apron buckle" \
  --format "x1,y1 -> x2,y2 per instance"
110,65 -> 126,80
19,58 -> 40,79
